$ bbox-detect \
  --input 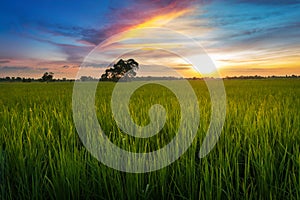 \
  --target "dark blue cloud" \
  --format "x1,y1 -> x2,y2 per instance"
199,1 -> 300,51
234,0 -> 300,5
